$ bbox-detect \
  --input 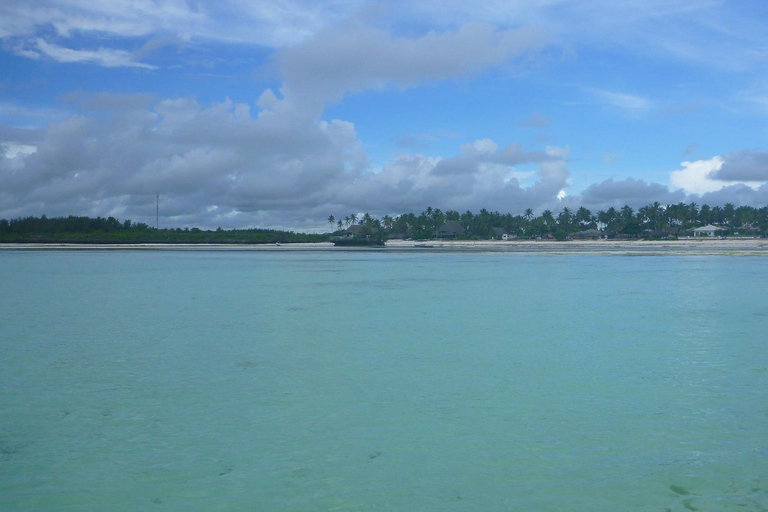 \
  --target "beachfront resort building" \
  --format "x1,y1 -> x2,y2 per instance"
692,224 -> 725,237
340,225 -> 365,238
491,227 -> 515,240
436,221 -> 465,239
571,229 -> 603,240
